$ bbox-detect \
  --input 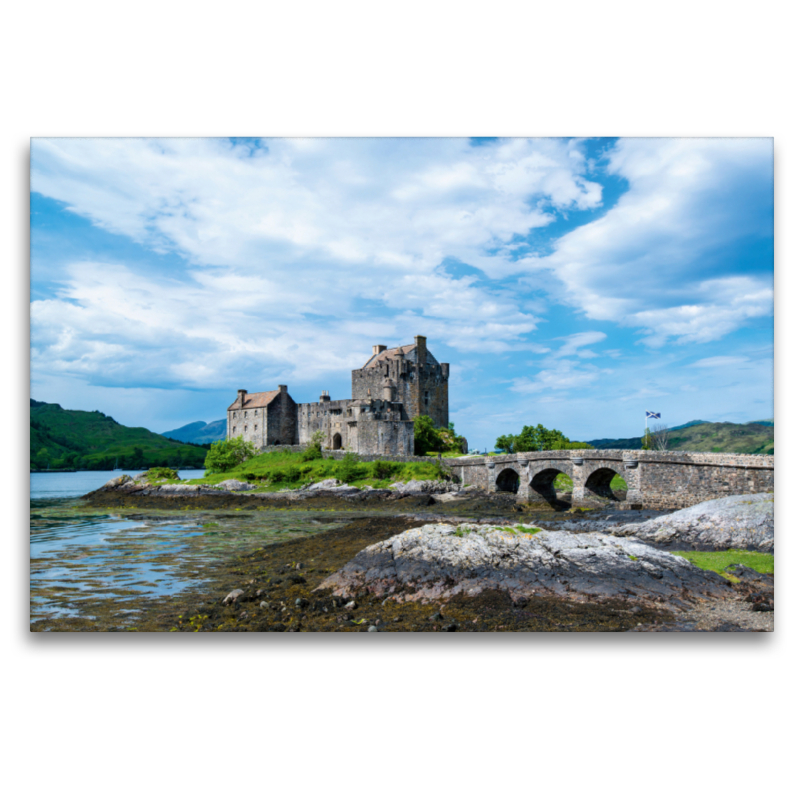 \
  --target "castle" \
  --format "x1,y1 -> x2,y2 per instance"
226,336 -> 449,456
